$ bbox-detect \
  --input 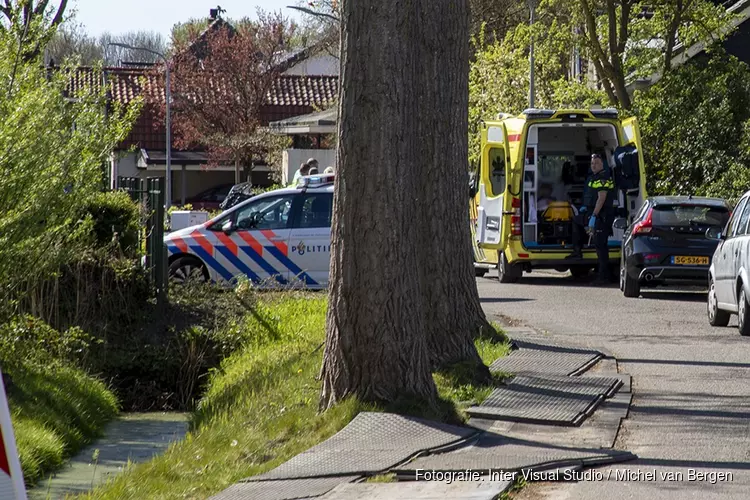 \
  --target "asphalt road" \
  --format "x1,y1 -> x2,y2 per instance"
477,271 -> 750,500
